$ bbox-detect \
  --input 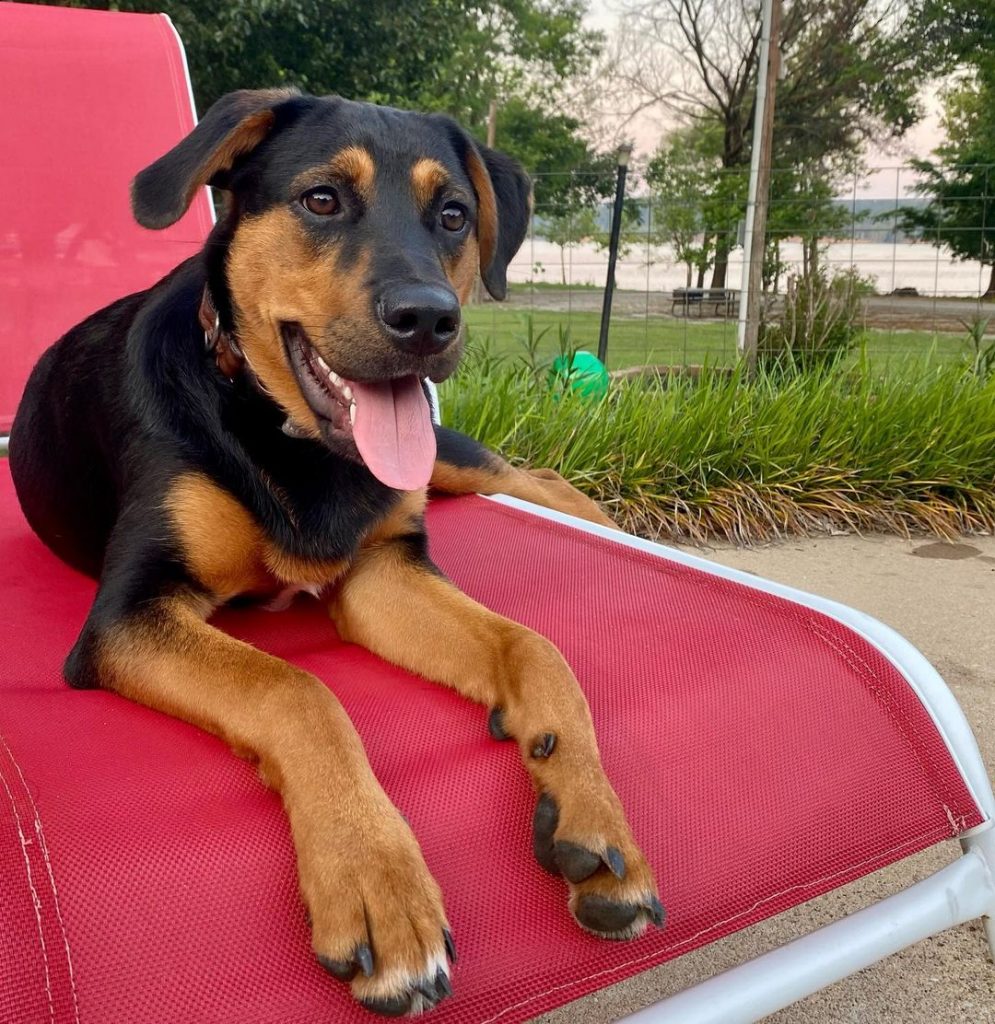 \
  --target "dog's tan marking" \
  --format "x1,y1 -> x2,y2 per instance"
227,208 -> 377,440
466,148 -> 498,276
410,157 -> 449,211
446,237 -> 479,304
165,473 -> 348,597
328,538 -> 656,928
329,145 -> 376,204
431,459 -> 615,528
96,592 -> 448,1001
361,489 -> 428,549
